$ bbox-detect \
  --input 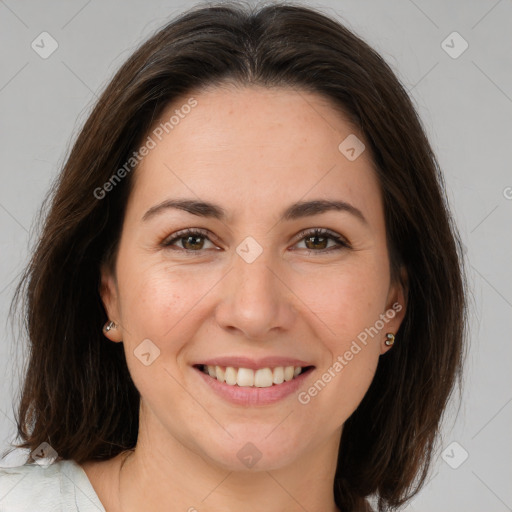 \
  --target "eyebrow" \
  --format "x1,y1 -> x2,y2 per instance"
142,198 -> 367,225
